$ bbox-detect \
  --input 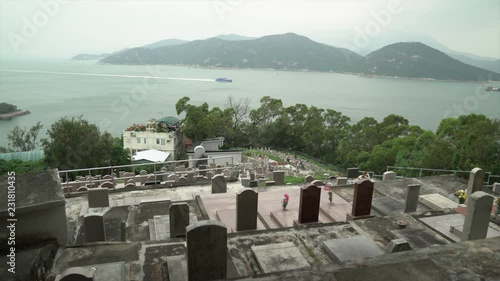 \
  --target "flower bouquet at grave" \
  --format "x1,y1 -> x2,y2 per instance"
282,193 -> 289,210
454,190 -> 466,204
323,186 -> 333,203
